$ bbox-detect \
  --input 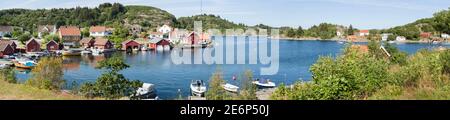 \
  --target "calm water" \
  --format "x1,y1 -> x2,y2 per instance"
15,39 -> 449,99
